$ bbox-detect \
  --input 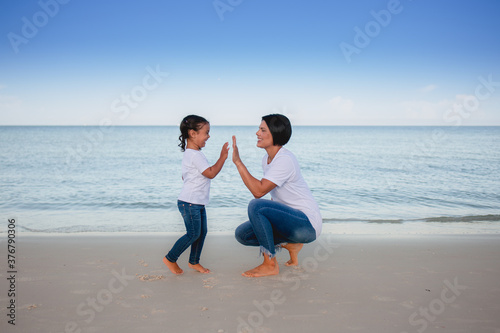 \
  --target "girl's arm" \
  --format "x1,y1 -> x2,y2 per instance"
202,142 -> 229,179
232,136 -> 276,198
